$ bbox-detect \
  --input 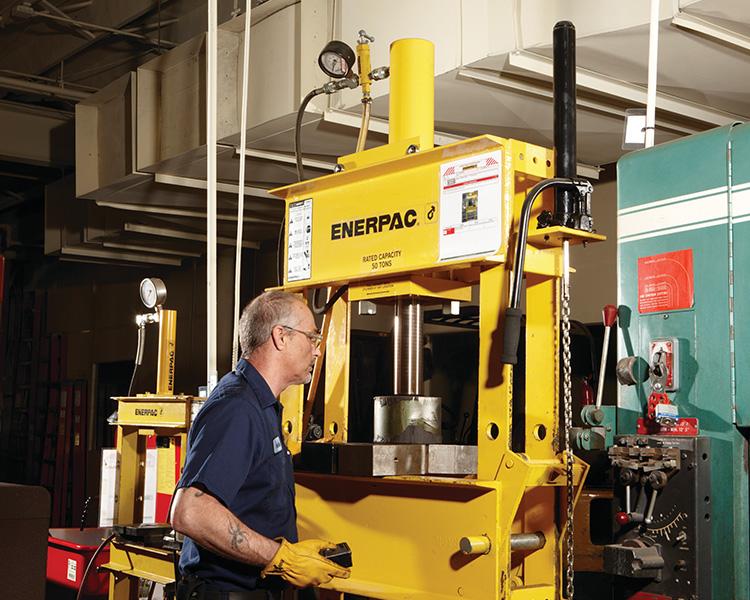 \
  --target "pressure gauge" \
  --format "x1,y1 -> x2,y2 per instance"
318,40 -> 356,79
139,277 -> 167,309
